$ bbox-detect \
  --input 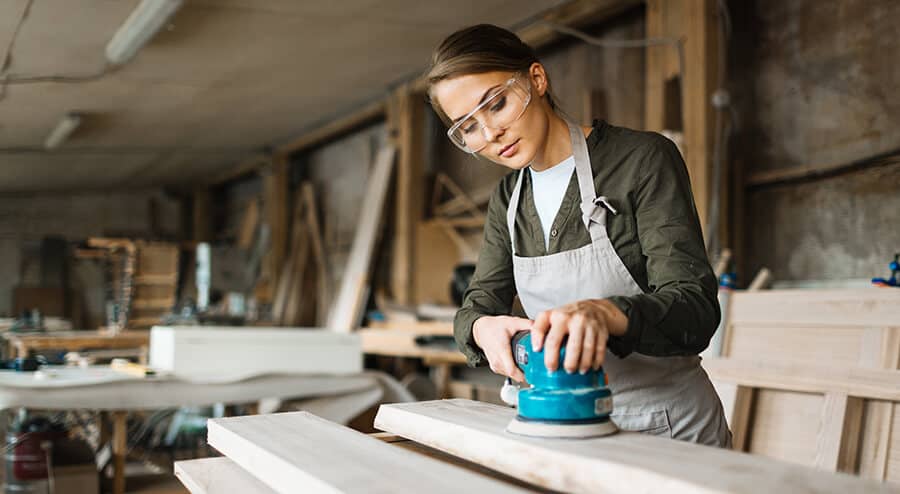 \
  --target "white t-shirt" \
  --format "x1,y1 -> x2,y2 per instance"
528,155 -> 575,249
